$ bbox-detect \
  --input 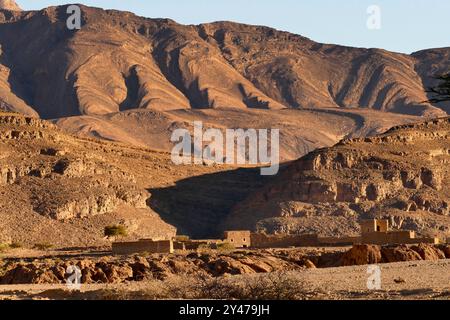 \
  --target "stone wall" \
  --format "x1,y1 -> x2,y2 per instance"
318,236 -> 361,246
112,240 -> 174,255
361,231 -> 415,245
250,233 -> 319,248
